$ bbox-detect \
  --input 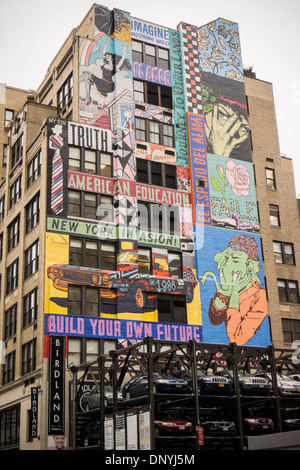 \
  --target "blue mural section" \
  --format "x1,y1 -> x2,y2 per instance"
197,226 -> 270,347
